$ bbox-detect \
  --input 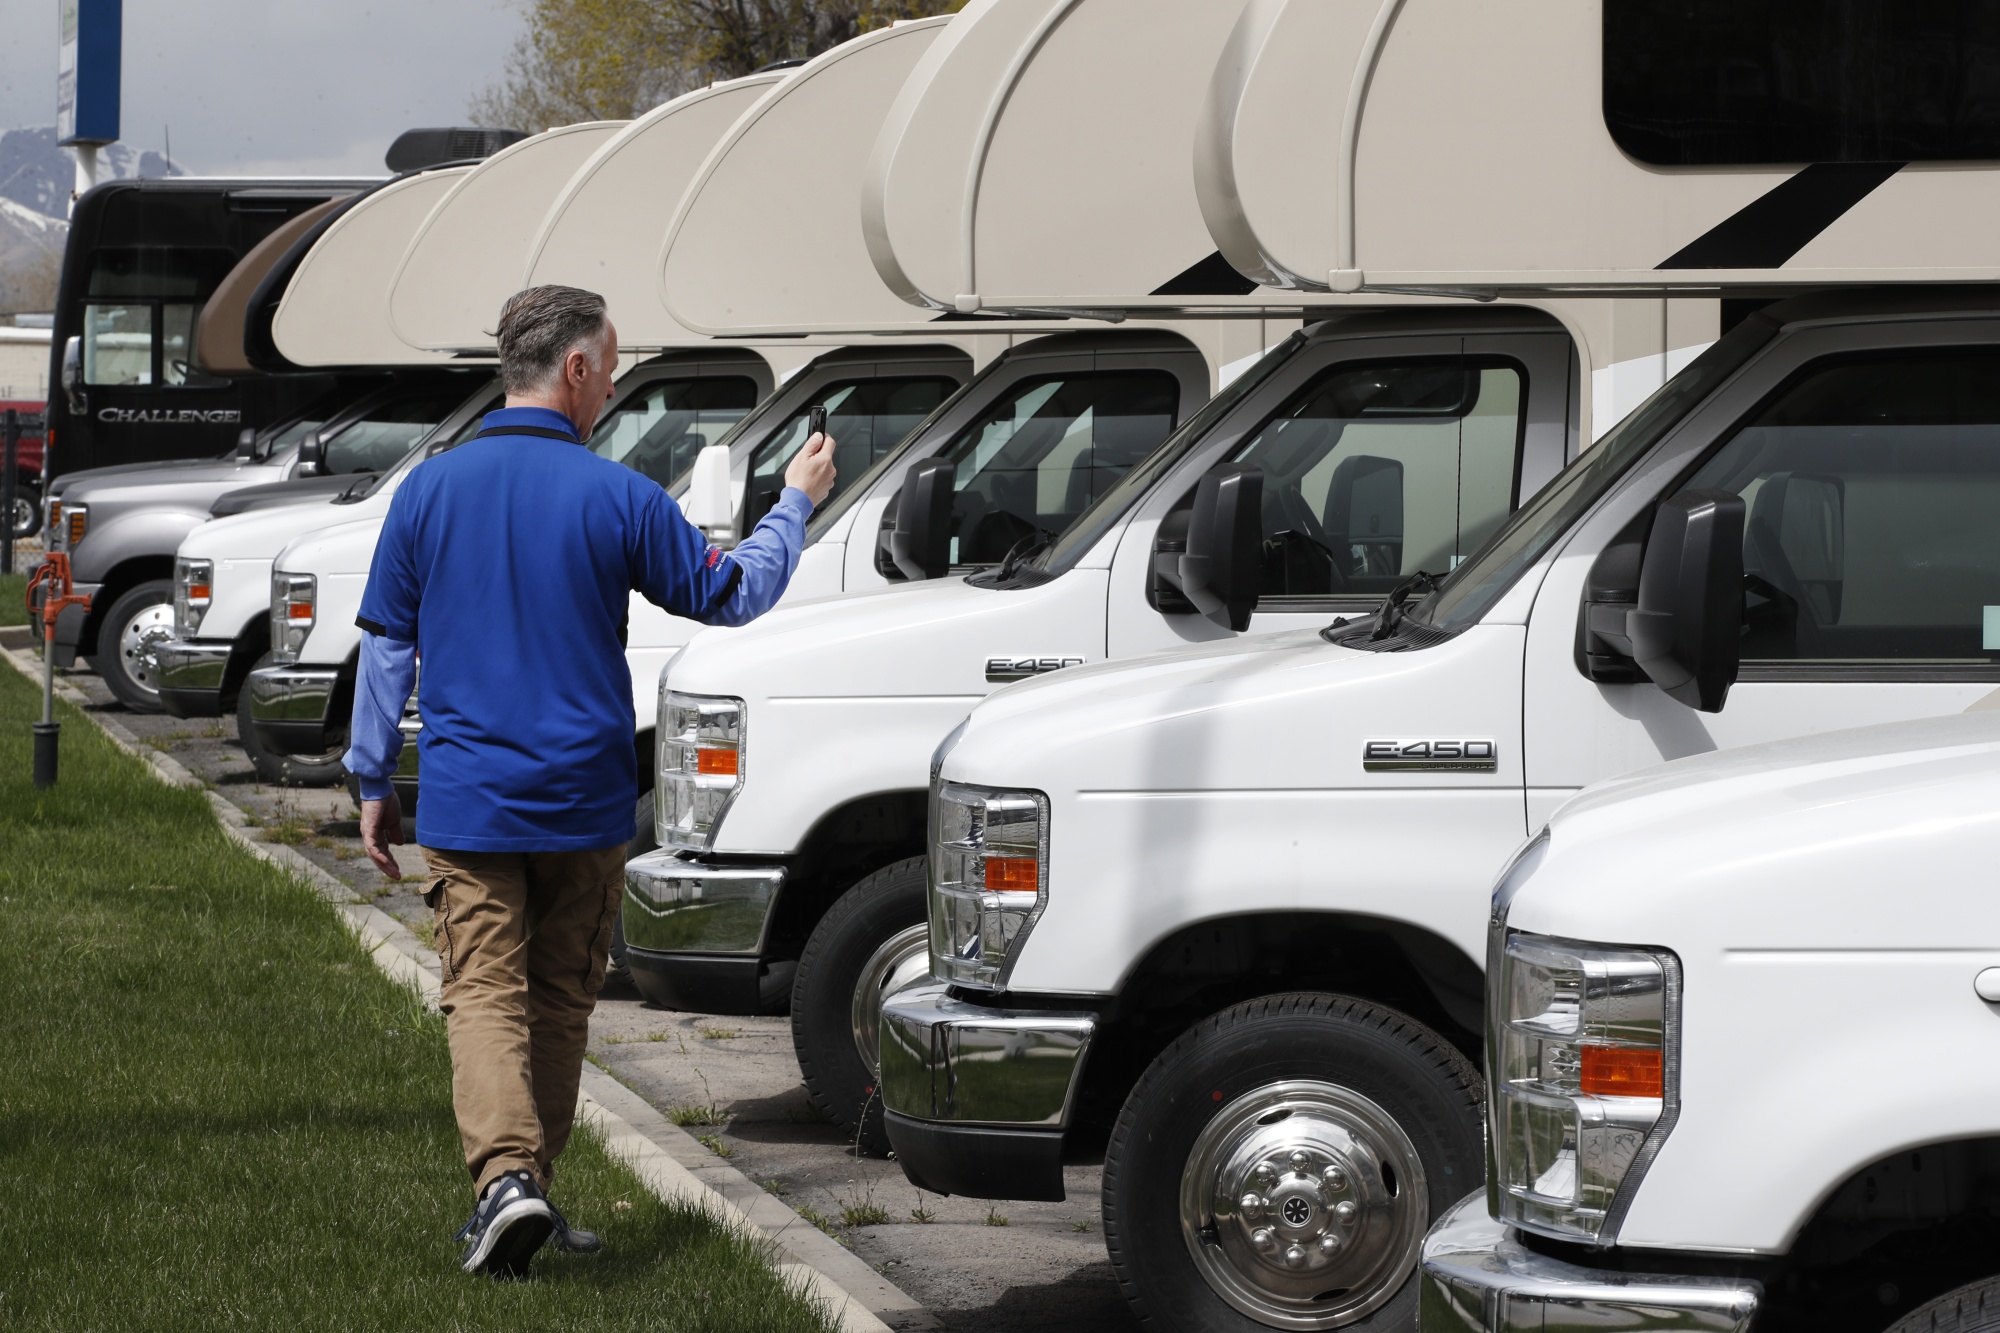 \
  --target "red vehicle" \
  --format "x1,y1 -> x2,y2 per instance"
0,398 -> 47,540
